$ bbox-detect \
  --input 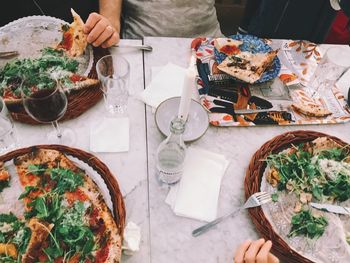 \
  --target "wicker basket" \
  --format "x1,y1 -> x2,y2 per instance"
0,144 -> 126,237
245,130 -> 348,263
8,47 -> 108,124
